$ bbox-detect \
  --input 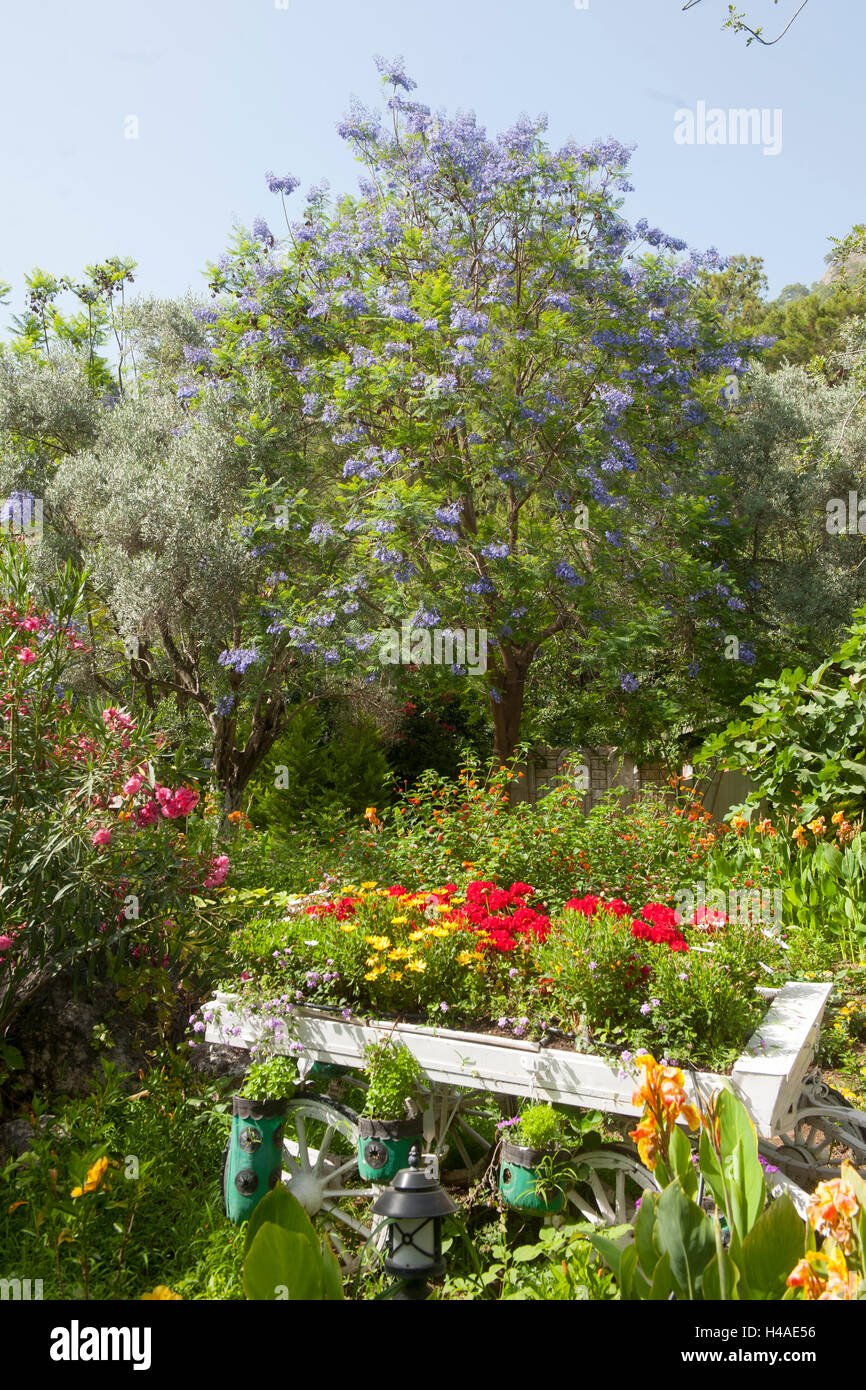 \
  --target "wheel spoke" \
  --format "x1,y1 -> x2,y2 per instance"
320,1154 -> 362,1184
313,1125 -> 336,1176
295,1114 -> 311,1171
323,1203 -> 380,1239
